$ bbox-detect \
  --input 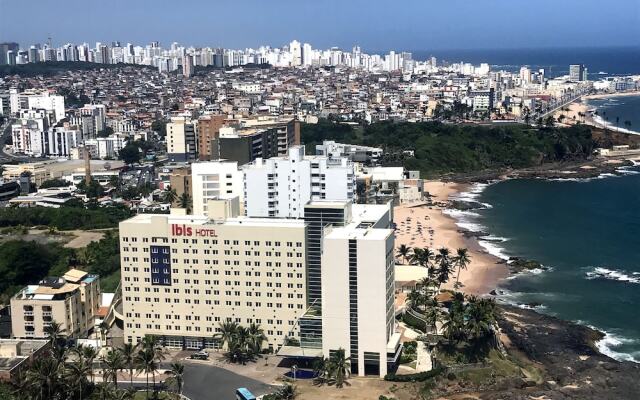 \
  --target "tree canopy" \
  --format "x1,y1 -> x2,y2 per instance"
301,120 -> 596,177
